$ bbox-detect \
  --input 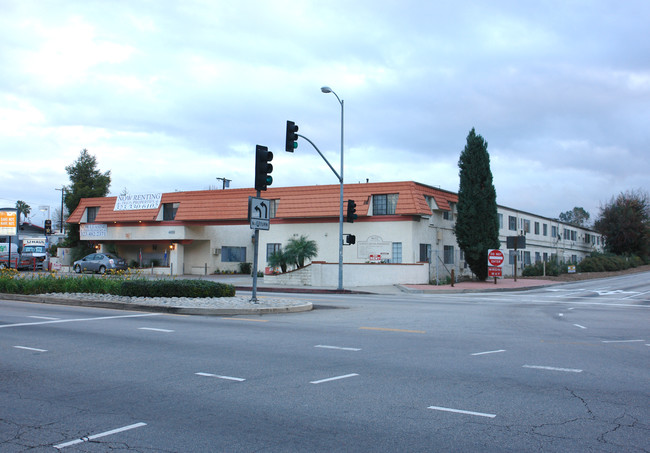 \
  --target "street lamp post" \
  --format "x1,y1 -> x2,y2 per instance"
321,86 -> 344,291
